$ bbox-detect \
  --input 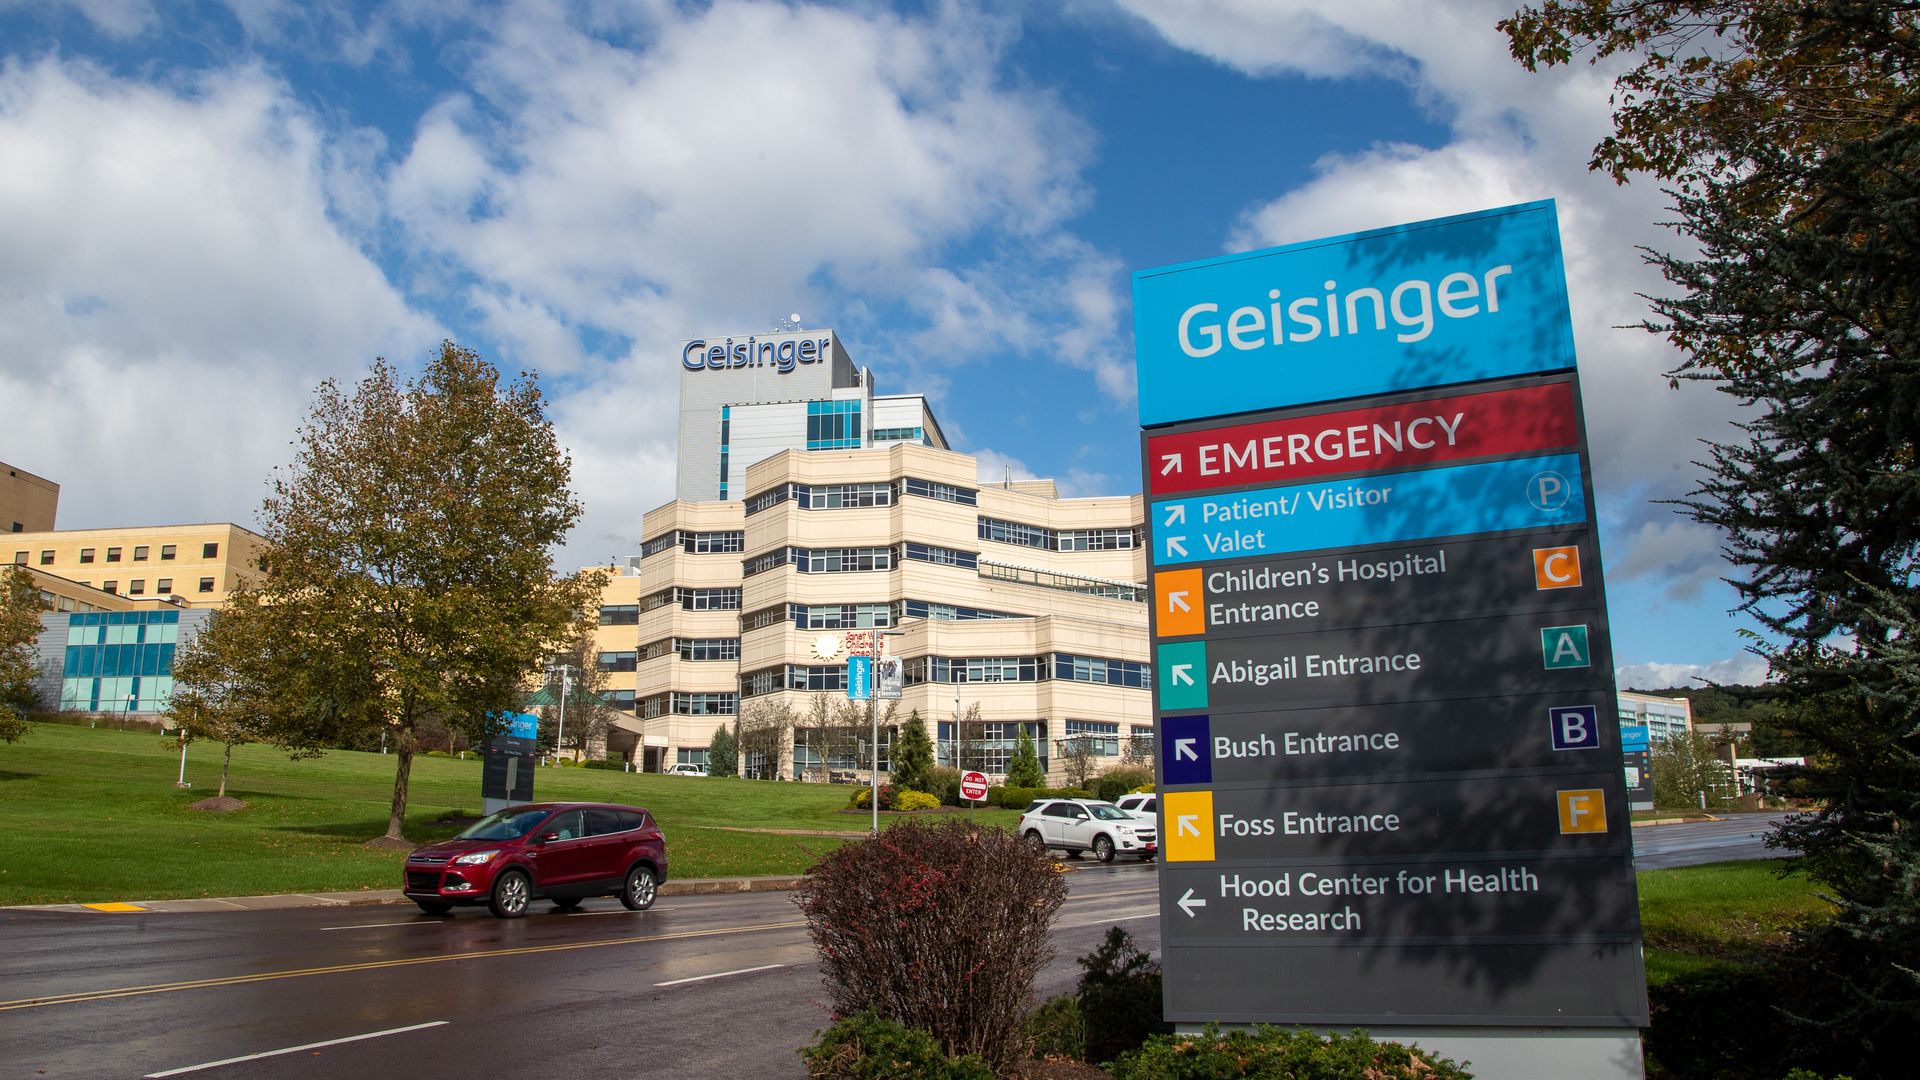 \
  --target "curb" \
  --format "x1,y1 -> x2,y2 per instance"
9,875 -> 808,915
